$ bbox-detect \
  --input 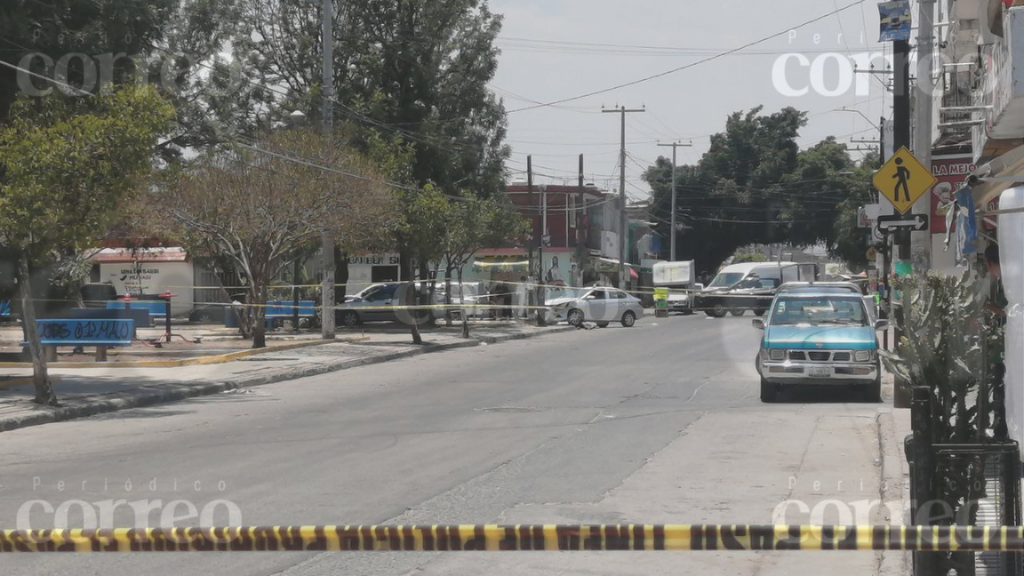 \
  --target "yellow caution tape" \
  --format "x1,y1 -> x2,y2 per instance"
1,525 -> 1021,552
